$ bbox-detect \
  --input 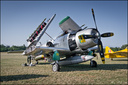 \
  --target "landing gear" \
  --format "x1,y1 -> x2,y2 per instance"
36,61 -> 39,64
26,55 -> 35,66
111,58 -> 113,61
52,62 -> 60,72
23,55 -> 32,66
90,60 -> 97,67
27,55 -> 31,64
